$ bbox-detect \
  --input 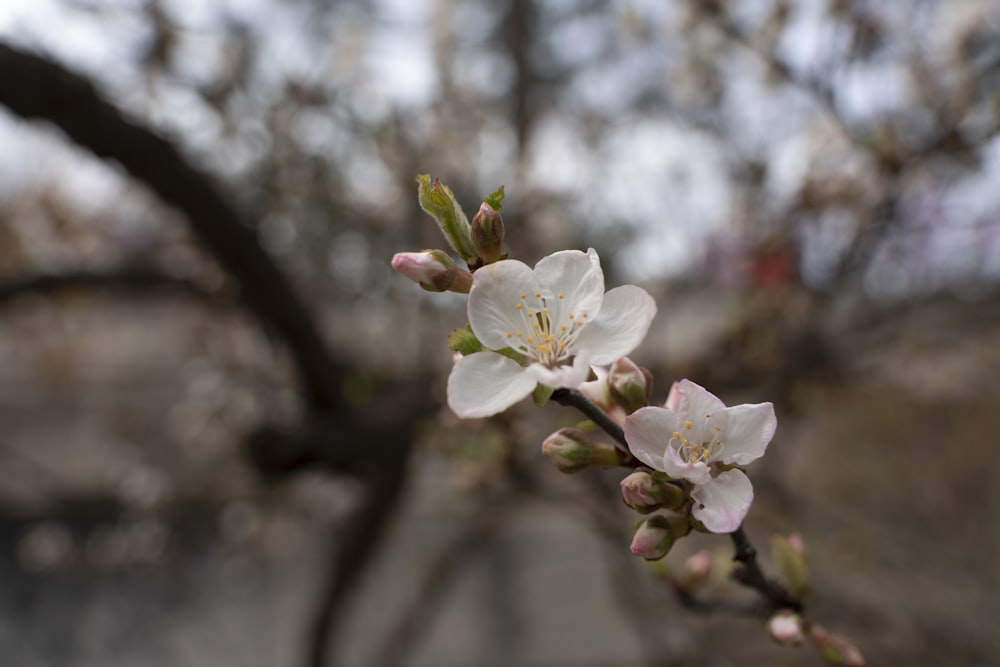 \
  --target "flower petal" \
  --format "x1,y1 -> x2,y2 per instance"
661,447 -> 713,484
533,249 -> 604,325
664,381 -> 682,411
674,380 -> 727,421
691,469 -> 753,533
526,354 -> 592,389
720,402 -> 777,465
467,260 -> 542,350
447,352 -> 537,418
623,406 -> 679,470
572,285 -> 656,365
